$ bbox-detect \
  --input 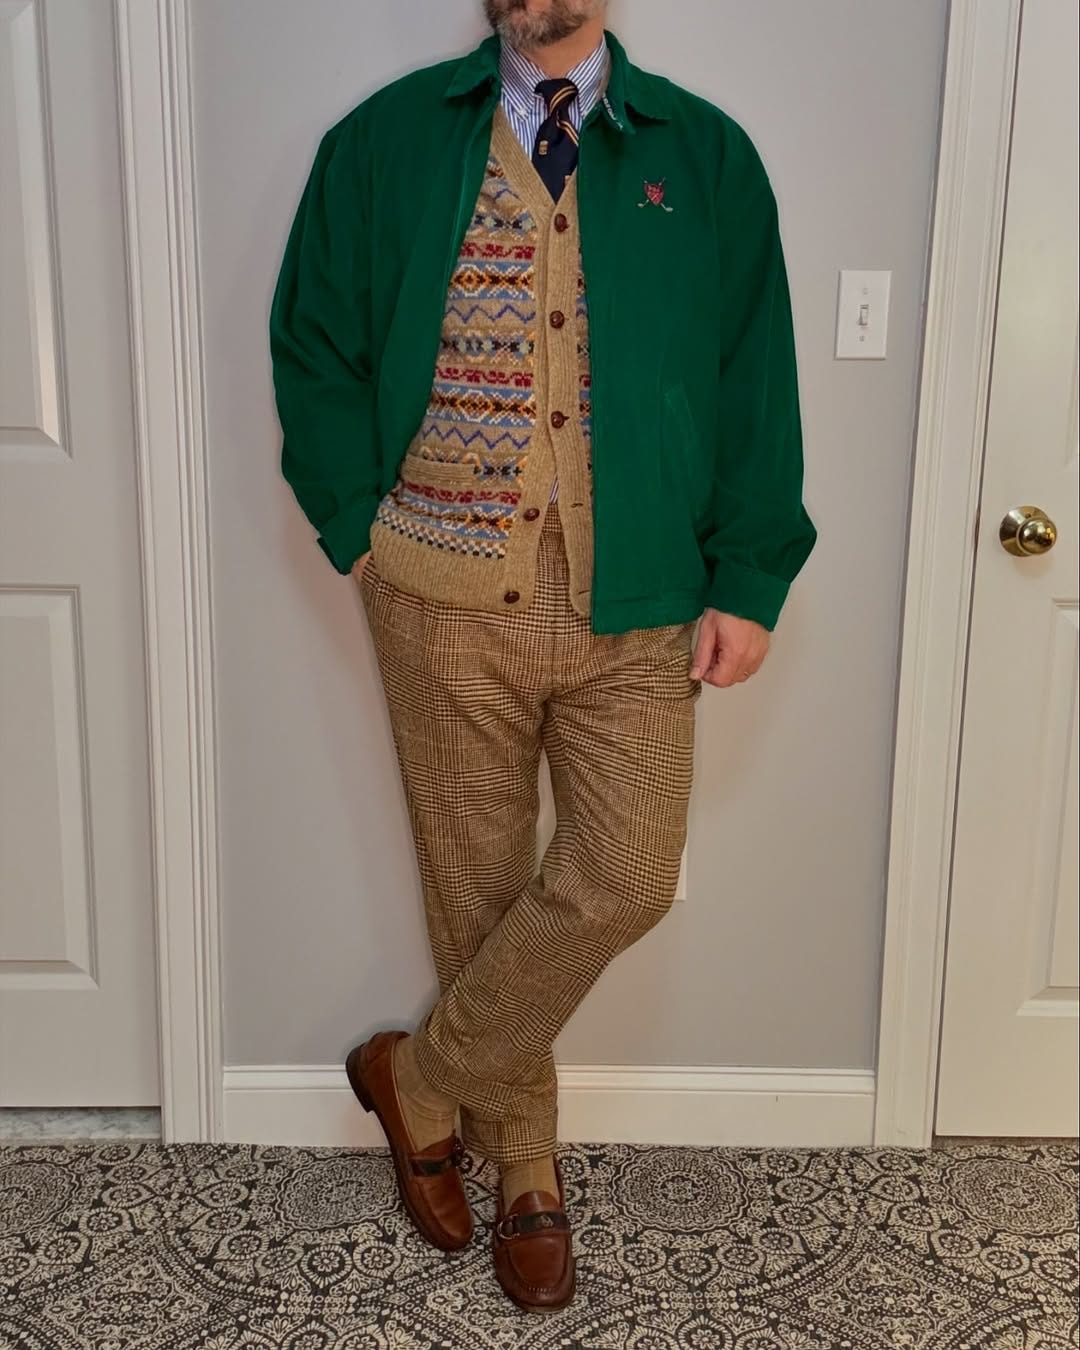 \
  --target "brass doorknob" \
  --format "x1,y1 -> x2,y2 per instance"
999,505 -> 1058,557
